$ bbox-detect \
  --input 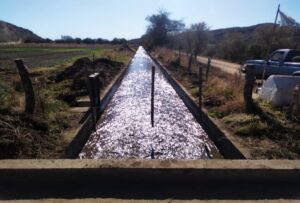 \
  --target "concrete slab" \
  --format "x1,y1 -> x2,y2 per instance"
0,199 -> 298,202
75,97 -> 90,107
0,159 -> 299,170
0,160 -> 299,200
